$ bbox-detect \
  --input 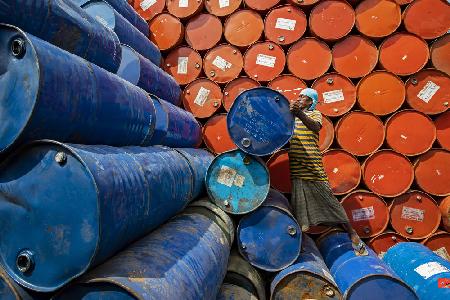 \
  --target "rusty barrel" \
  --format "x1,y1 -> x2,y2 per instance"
271,234 -> 341,300
323,149 -> 361,195
203,44 -> 244,84
148,13 -> 184,51
244,41 -> 286,82
182,78 -> 223,119
422,231 -> 450,261
267,150 -> 291,193
185,13 -> 223,51
362,150 -> 414,197
385,110 -> 436,156
205,0 -> 242,17
367,231 -> 409,258
223,77 -> 260,111
0,141 -> 213,292
341,190 -> 389,238
355,0 -> 401,38
202,114 -> 237,154
164,46 -> 202,85
439,196 -> 450,232
166,0 -> 204,19
431,34 -> 450,75
414,149 -> 450,197
224,10 -> 264,48
335,111 -> 385,156
268,74 -> 307,103
55,199 -> 233,300
217,285 -> 258,300
436,111 -> 450,151
390,191 -> 441,240
264,5 -> 307,46
133,0 -> 166,21
237,190 -> 302,272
